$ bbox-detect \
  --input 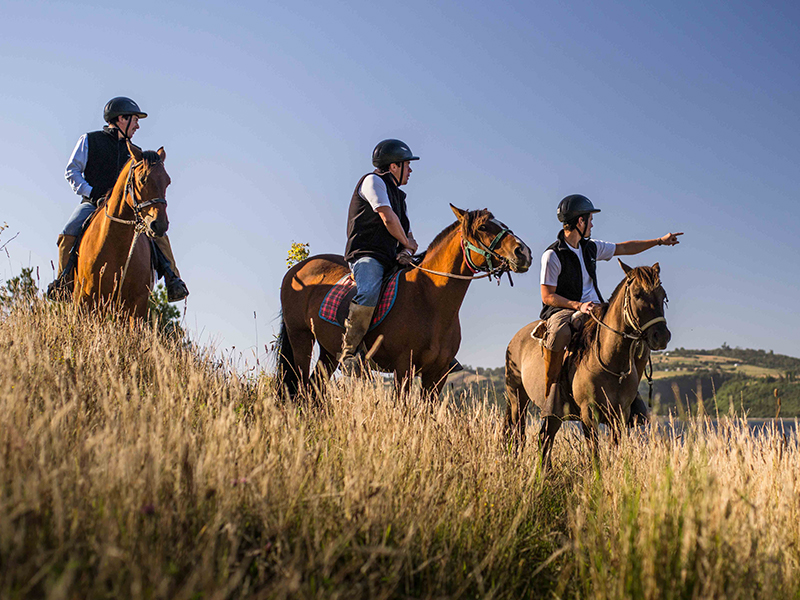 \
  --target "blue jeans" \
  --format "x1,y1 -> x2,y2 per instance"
349,257 -> 385,307
61,201 -> 96,236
